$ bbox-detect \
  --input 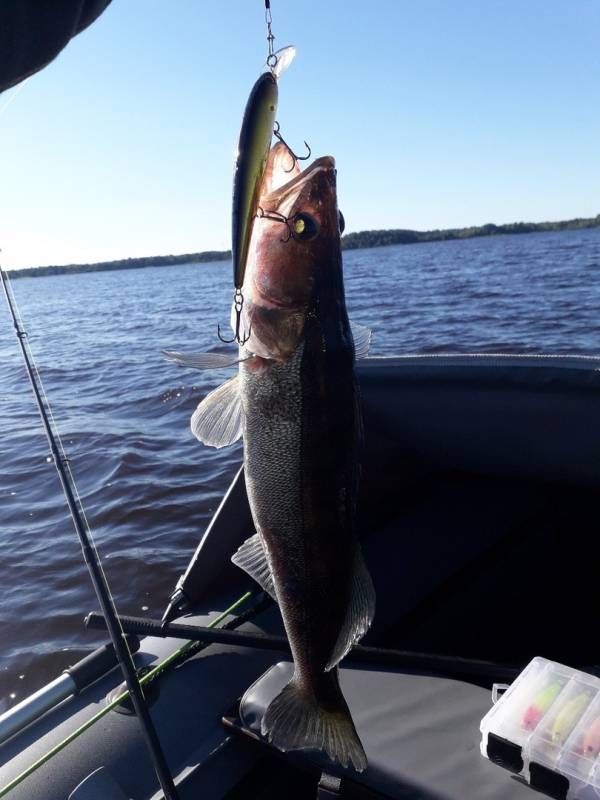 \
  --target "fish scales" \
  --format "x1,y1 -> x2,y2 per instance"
173,142 -> 374,771
241,319 -> 358,683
